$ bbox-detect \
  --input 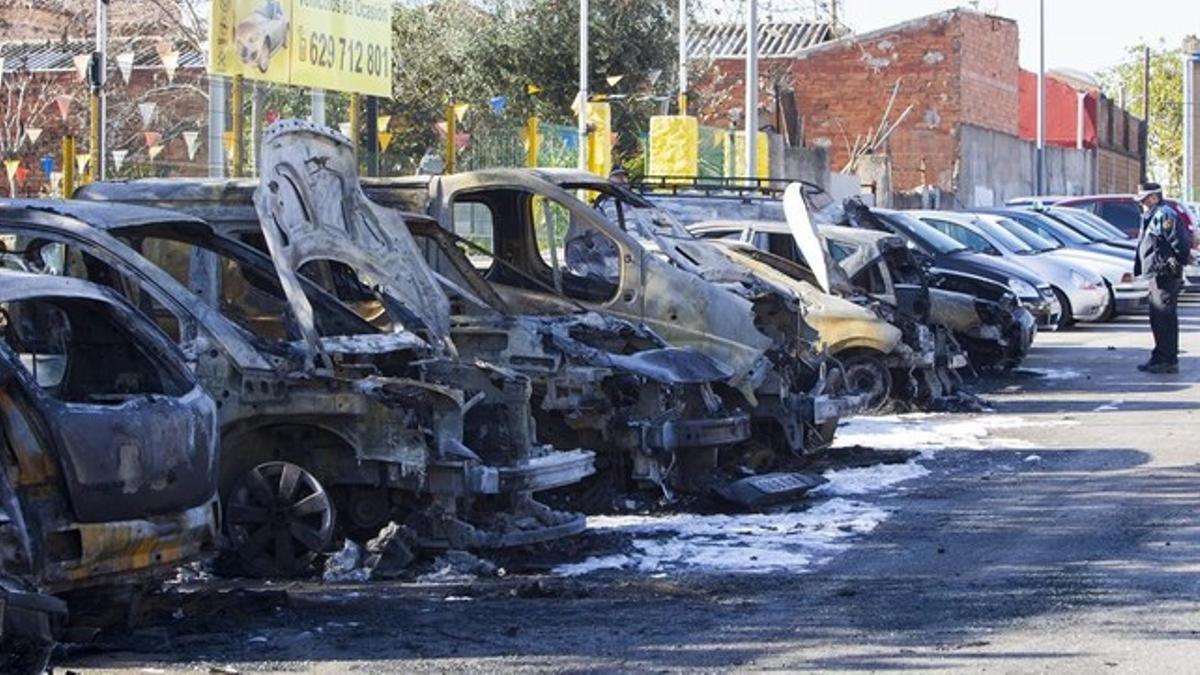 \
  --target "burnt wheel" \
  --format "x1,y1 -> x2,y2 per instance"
841,353 -> 893,413
226,461 -> 334,577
